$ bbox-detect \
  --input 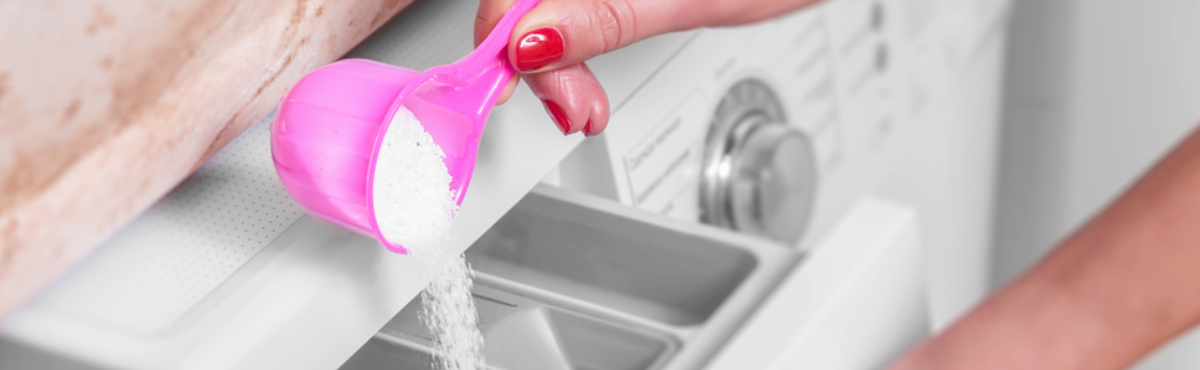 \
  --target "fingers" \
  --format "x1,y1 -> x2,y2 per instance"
476,0 -> 720,109
523,62 -> 608,136
495,75 -> 520,105
475,0 -> 518,47
475,0 -> 737,126
477,0 -> 521,104
506,0 -> 710,73
474,0 -> 824,133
